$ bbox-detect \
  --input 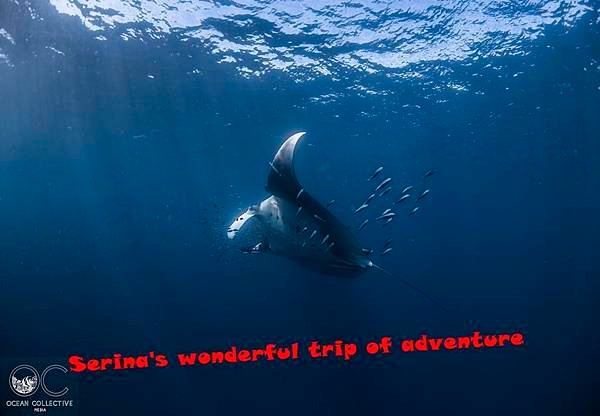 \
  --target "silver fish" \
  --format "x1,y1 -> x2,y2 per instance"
379,186 -> 392,197
368,166 -> 383,181
320,234 -> 330,246
401,186 -> 413,194
397,194 -> 410,204
425,169 -> 435,178
309,230 -> 317,239
354,203 -> 369,214
314,214 -> 325,222
376,212 -> 396,221
382,247 -> 393,255
358,219 -> 369,230
296,206 -> 303,216
327,199 -> 335,207
296,188 -> 304,200
364,194 -> 376,204
301,226 -> 308,232
361,248 -> 373,255
417,189 -> 430,201
384,239 -> 393,248
375,177 -> 392,192
326,242 -> 335,252
382,208 -> 392,215
409,207 -> 420,215
384,217 -> 393,225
